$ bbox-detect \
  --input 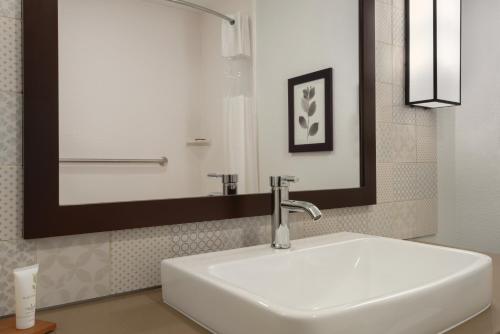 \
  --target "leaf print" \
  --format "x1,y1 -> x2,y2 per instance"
299,116 -> 308,128
308,101 -> 317,117
303,88 -> 309,99
309,87 -> 315,99
309,122 -> 319,136
301,98 -> 309,113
